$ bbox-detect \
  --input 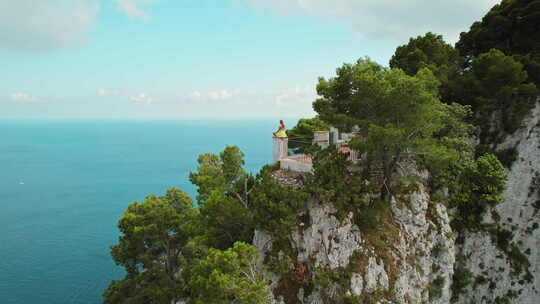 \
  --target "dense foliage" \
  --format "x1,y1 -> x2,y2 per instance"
183,242 -> 272,304
392,0 -> 540,142
314,59 -> 473,201
104,189 -> 198,303
456,49 -> 537,137
309,147 -> 369,210
433,154 -> 507,230
390,32 -> 461,101
456,0 -> 540,85
390,32 -> 459,78
249,167 -> 309,239
189,146 -> 255,250
307,146 -> 389,231
286,116 -> 329,152
104,147 -> 281,303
